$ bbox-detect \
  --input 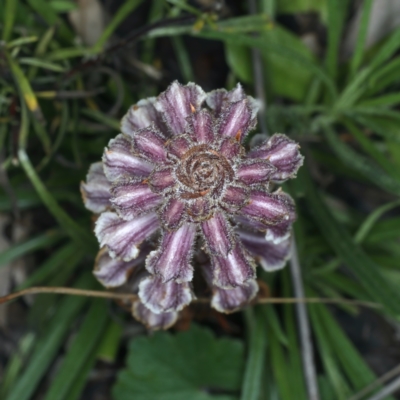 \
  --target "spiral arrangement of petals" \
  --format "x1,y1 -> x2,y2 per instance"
81,81 -> 303,330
